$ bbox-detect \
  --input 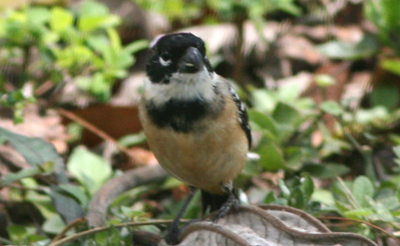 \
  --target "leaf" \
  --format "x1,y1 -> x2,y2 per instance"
67,146 -> 112,194
79,0 -> 109,17
50,7 -> 74,32
0,127 -> 67,183
314,74 -> 336,87
107,28 -> 121,51
78,15 -> 120,32
251,89 -> 276,113
302,163 -> 350,179
312,189 -> 334,205
1,167 -> 41,186
258,142 -> 285,171
118,132 -> 147,147
50,185 -> 85,224
352,176 -> 375,208
284,147 -> 304,170
27,7 -> 50,25
301,173 -> 314,201
123,39 -> 149,54
278,179 -> 290,199
277,82 -> 301,102
272,102 -> 300,125
380,58 -> 400,76
248,110 -> 278,136
371,83 -> 400,110
320,100 -> 343,116
42,215 -> 66,234
58,184 -> 89,208
289,187 -> 305,209
343,208 -> 375,218
263,191 -> 276,204
316,35 -> 379,60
